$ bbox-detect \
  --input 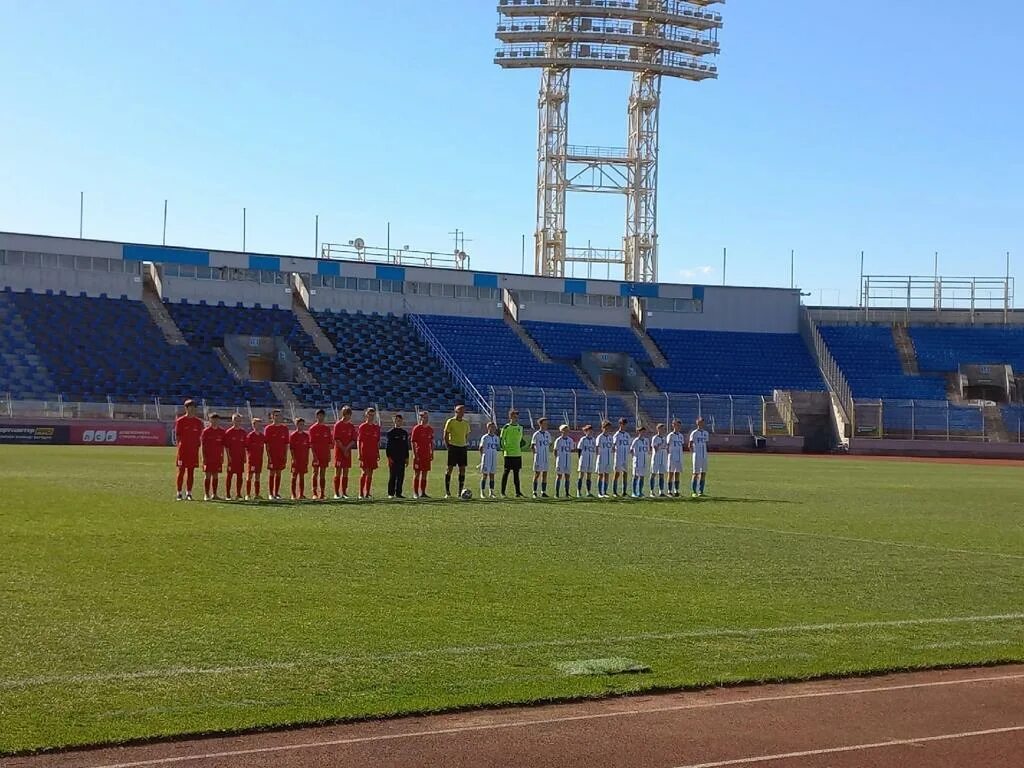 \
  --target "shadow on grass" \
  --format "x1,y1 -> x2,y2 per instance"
191,495 -> 797,509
